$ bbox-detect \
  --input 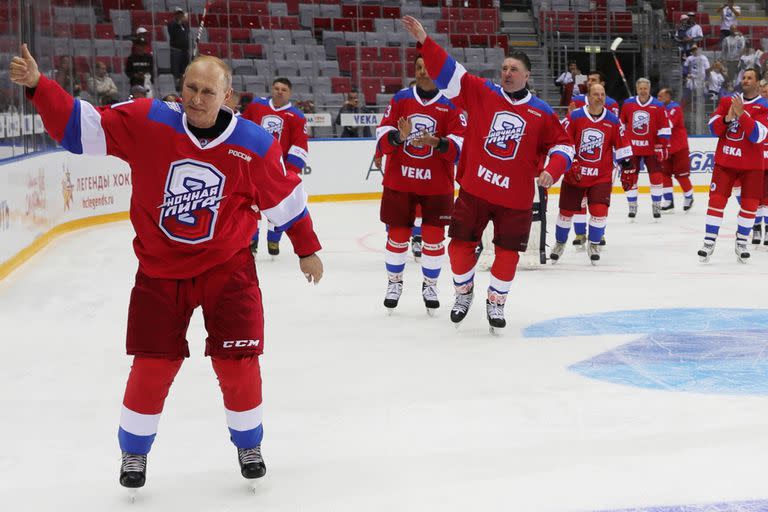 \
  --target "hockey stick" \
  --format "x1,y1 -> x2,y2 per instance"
192,0 -> 214,58
610,37 -> 632,98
